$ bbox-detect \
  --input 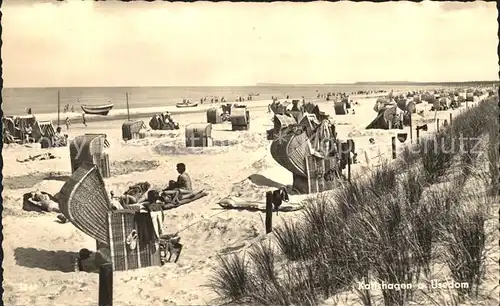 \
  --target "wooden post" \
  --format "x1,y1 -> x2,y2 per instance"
391,136 -> 396,159
20,120 -> 25,143
57,90 -> 61,128
449,113 -> 452,126
436,119 -> 440,133
416,128 -> 420,144
99,263 -> 113,306
409,112 -> 413,143
347,154 -> 351,183
265,191 -> 273,234
126,92 -> 130,121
